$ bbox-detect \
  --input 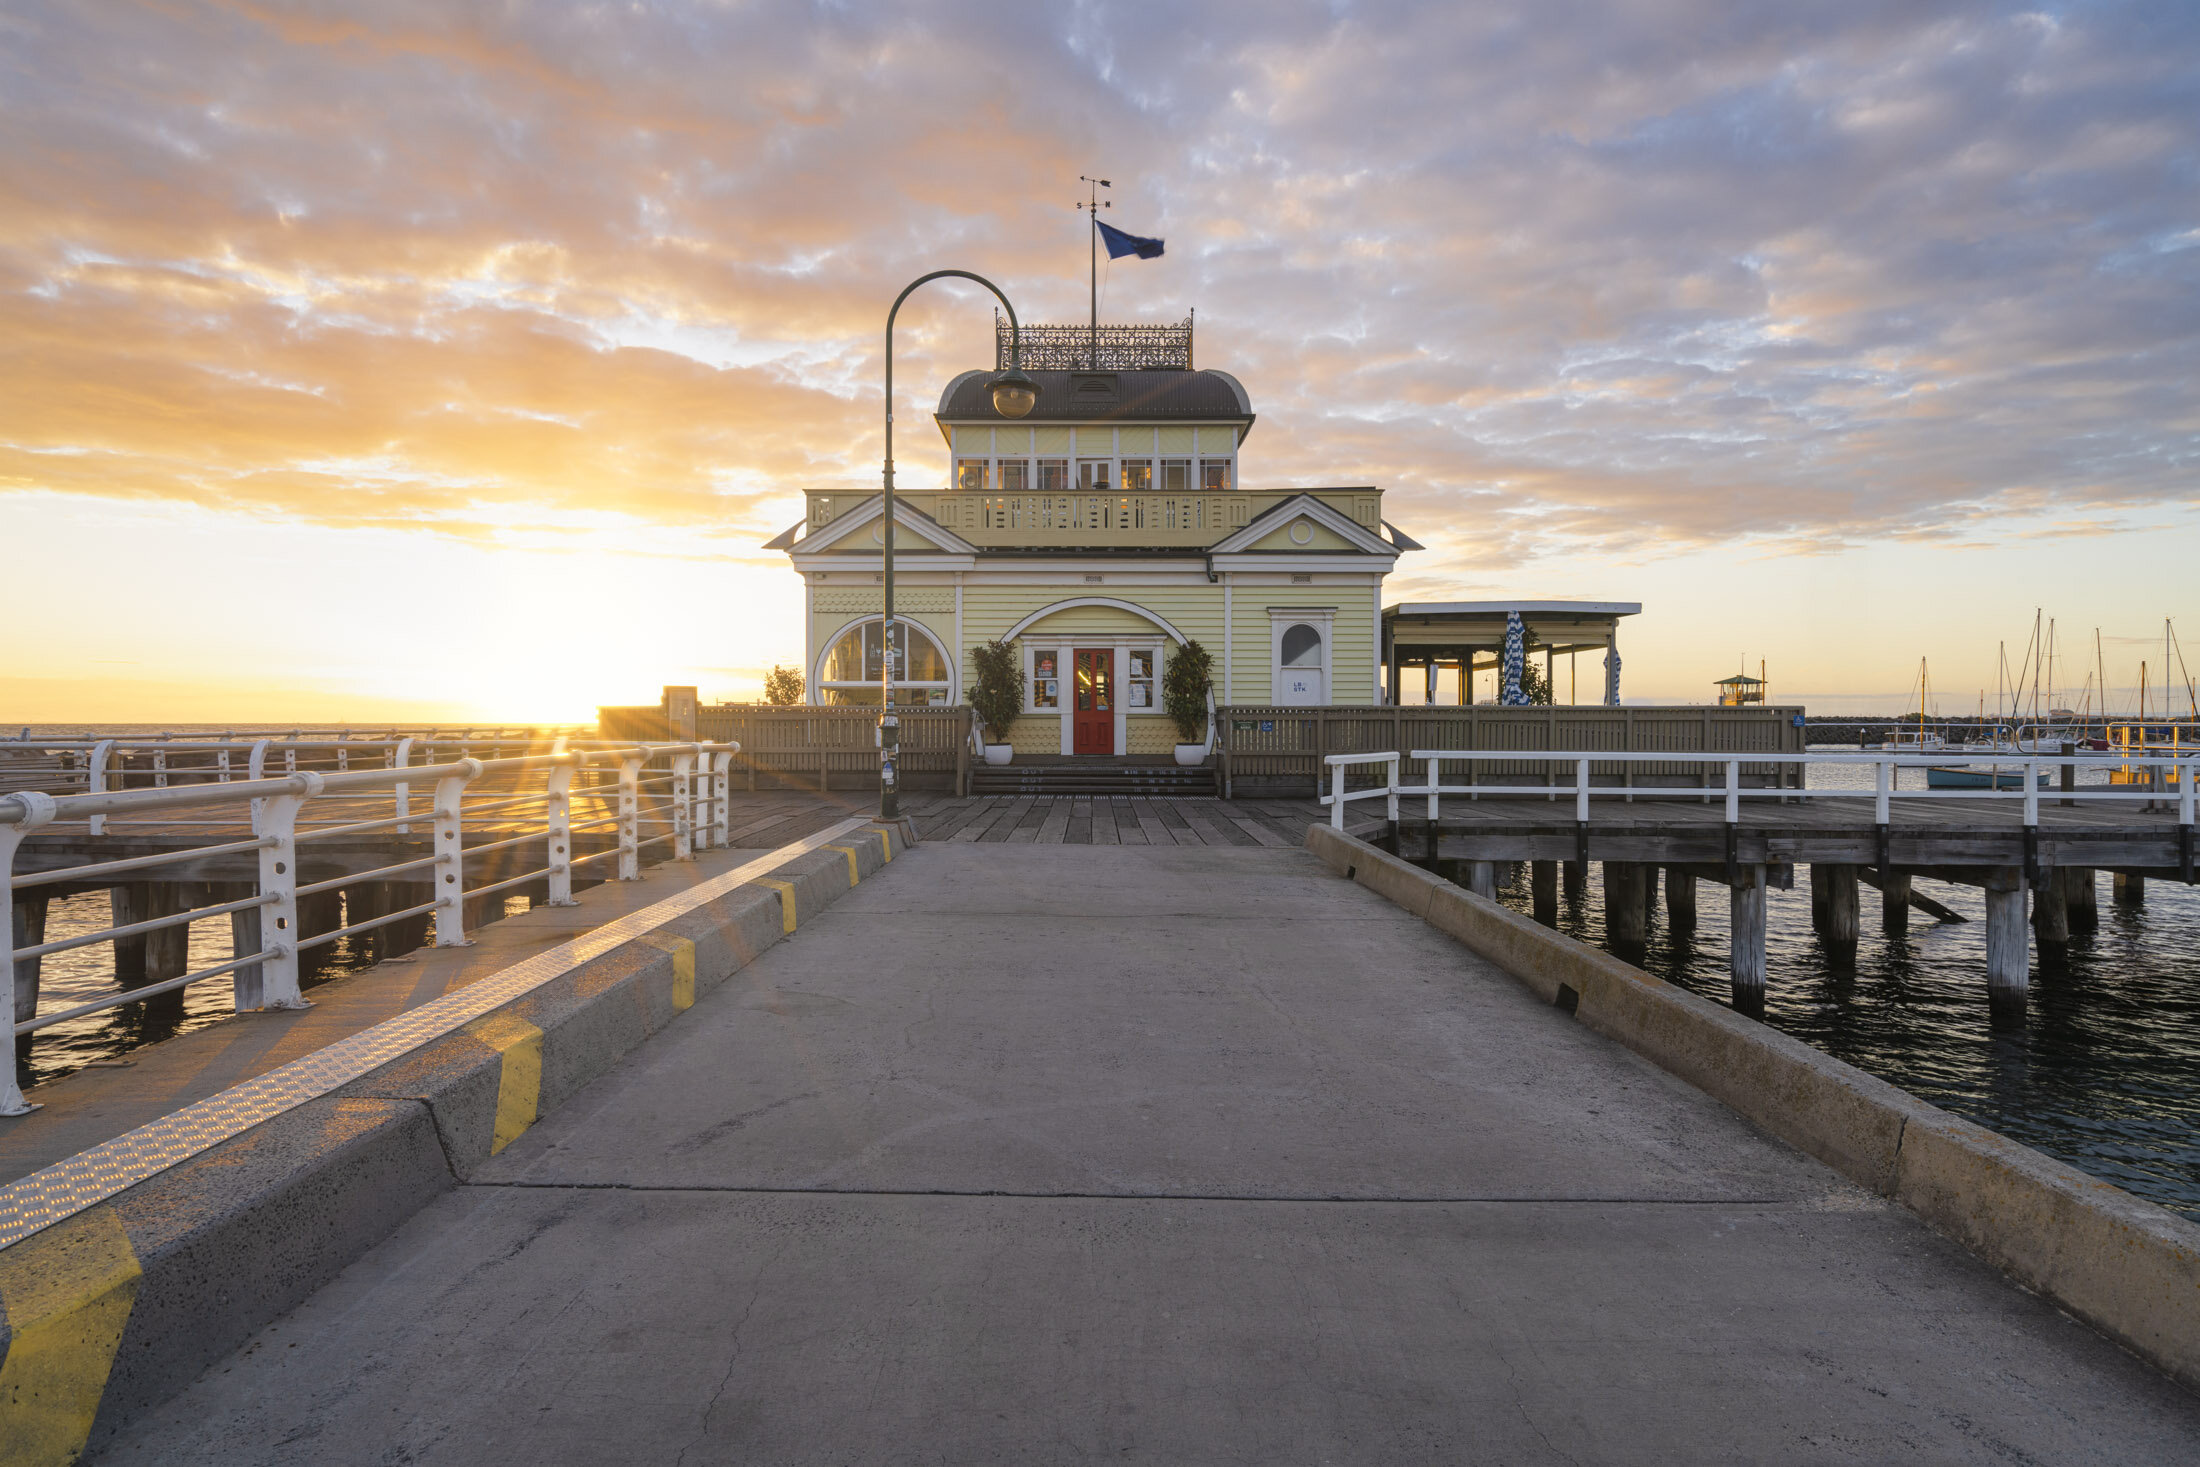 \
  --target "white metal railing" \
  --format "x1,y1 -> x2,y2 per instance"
1,741 -> 737,1116
1321,748 -> 2200,833
0,730 -> 599,835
